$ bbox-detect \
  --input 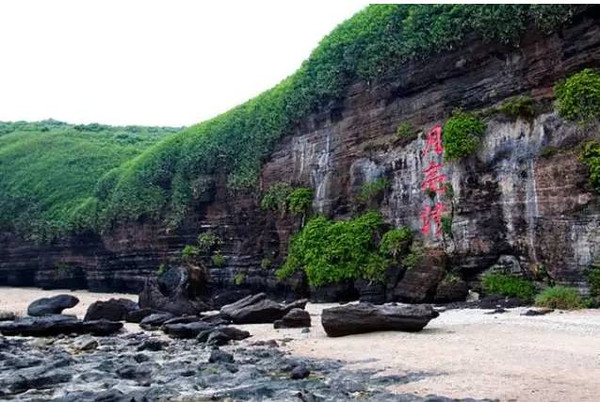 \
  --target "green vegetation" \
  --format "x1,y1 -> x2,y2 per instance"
0,6 -> 578,241
357,178 -> 389,204
211,251 -> 226,268
379,227 -> 412,258
579,140 -> 600,192
197,231 -> 223,254
181,245 -> 199,263
534,286 -> 584,309
260,182 -> 292,215
401,245 -> 425,270
396,122 -> 415,138
498,96 -> 536,119
278,212 -> 387,286
234,272 -> 245,286
261,258 -> 272,269
443,111 -> 487,161
287,187 -> 314,215
584,260 -> 600,298
0,120 -> 177,241
482,272 -> 536,302
540,146 -> 558,159
156,263 -> 168,276
441,215 -> 453,239
555,69 -> 600,126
